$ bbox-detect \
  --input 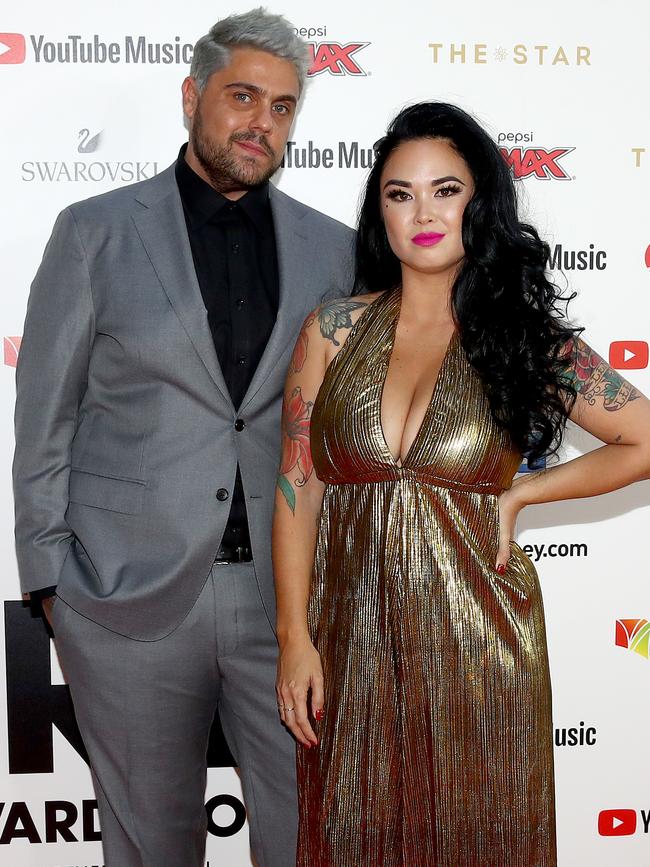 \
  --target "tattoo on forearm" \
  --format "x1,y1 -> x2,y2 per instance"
277,386 -> 314,513
561,337 -> 641,411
